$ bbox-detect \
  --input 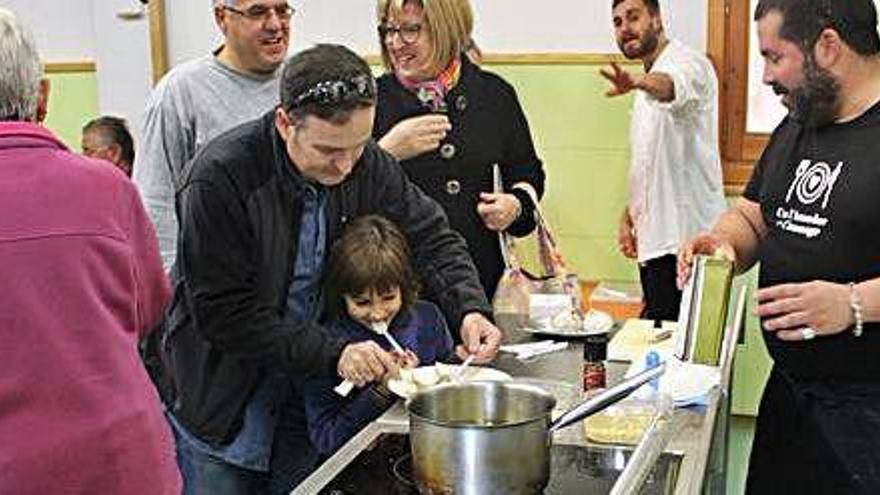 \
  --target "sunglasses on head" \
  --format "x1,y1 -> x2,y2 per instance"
292,75 -> 376,108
